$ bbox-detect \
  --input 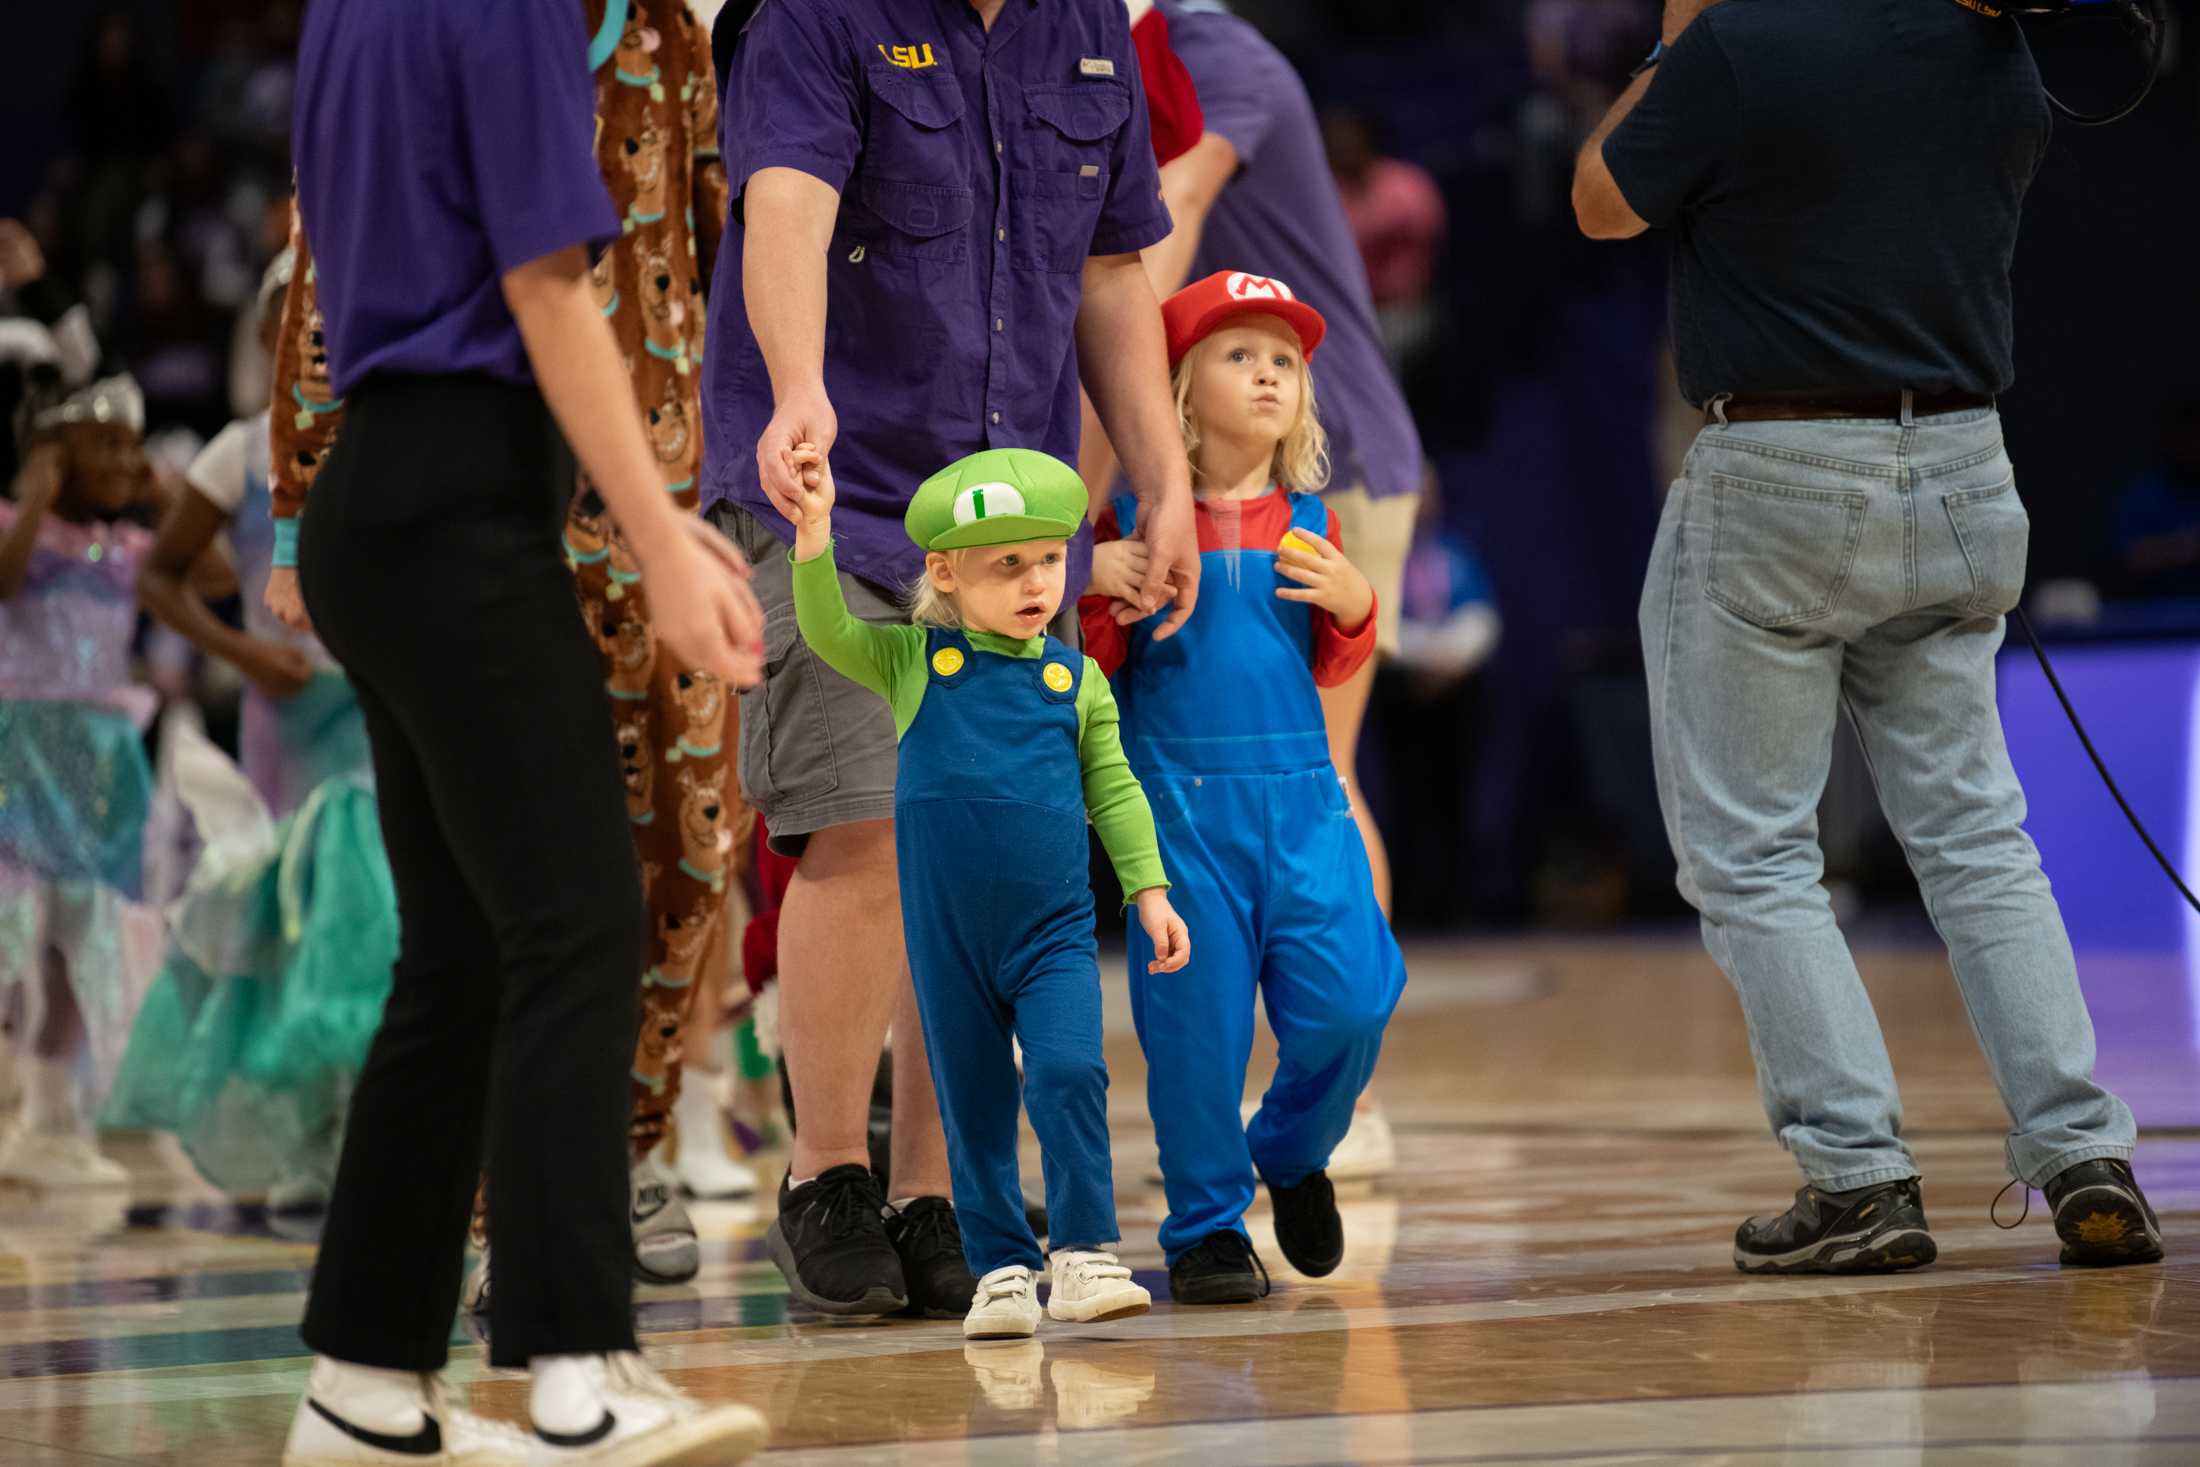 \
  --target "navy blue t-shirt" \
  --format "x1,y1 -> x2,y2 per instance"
1602,0 -> 2051,407
292,0 -> 621,394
